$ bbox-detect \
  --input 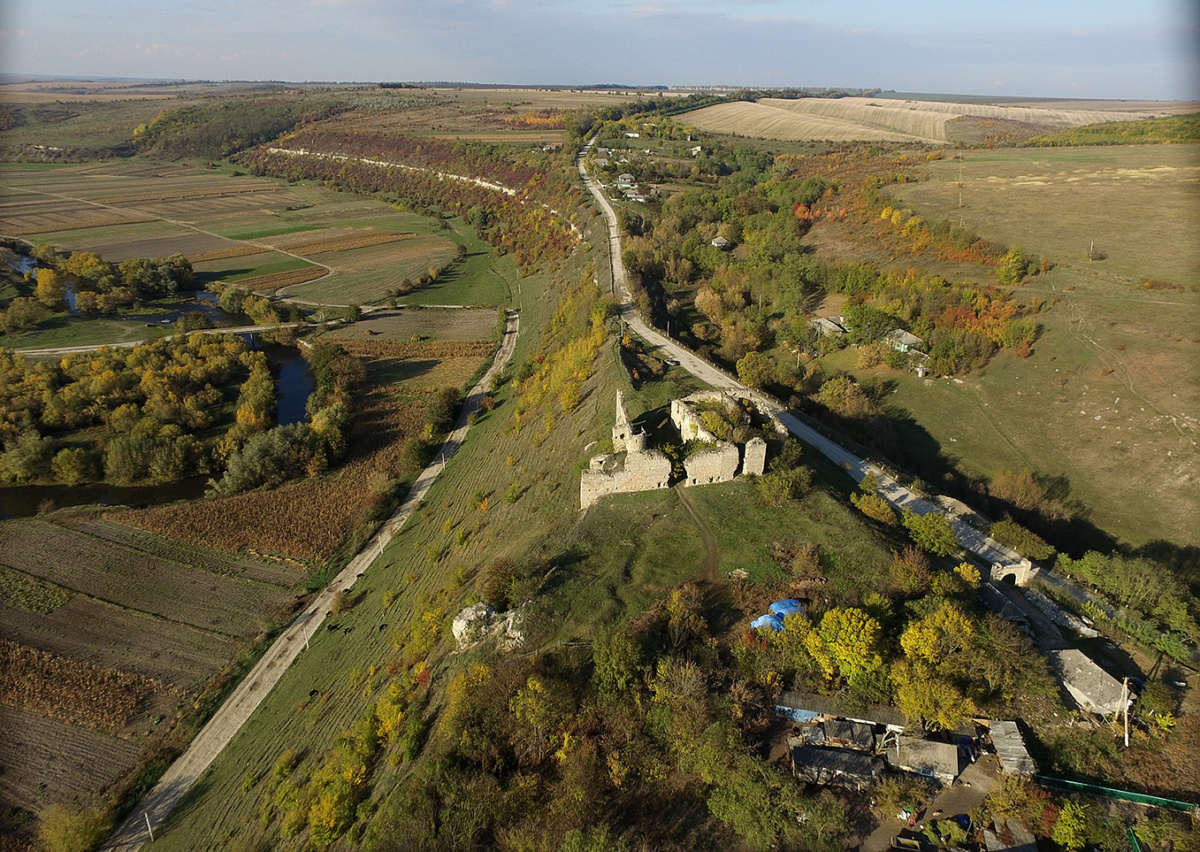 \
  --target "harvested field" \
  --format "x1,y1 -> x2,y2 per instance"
237,265 -> 327,292
322,307 -> 497,341
263,228 -> 409,255
0,706 -> 143,813
681,96 -> 1175,144
186,244 -> 273,263
0,596 -> 238,688
283,235 -> 459,303
0,518 -> 293,637
335,339 -> 493,390
683,101 -> 927,143
0,640 -> 157,733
